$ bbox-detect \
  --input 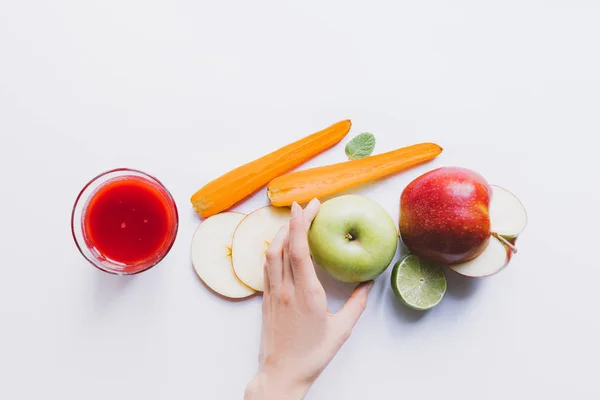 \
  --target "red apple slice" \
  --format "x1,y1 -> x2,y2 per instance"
191,212 -> 256,299
447,236 -> 511,277
232,206 -> 291,291
490,185 -> 527,240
